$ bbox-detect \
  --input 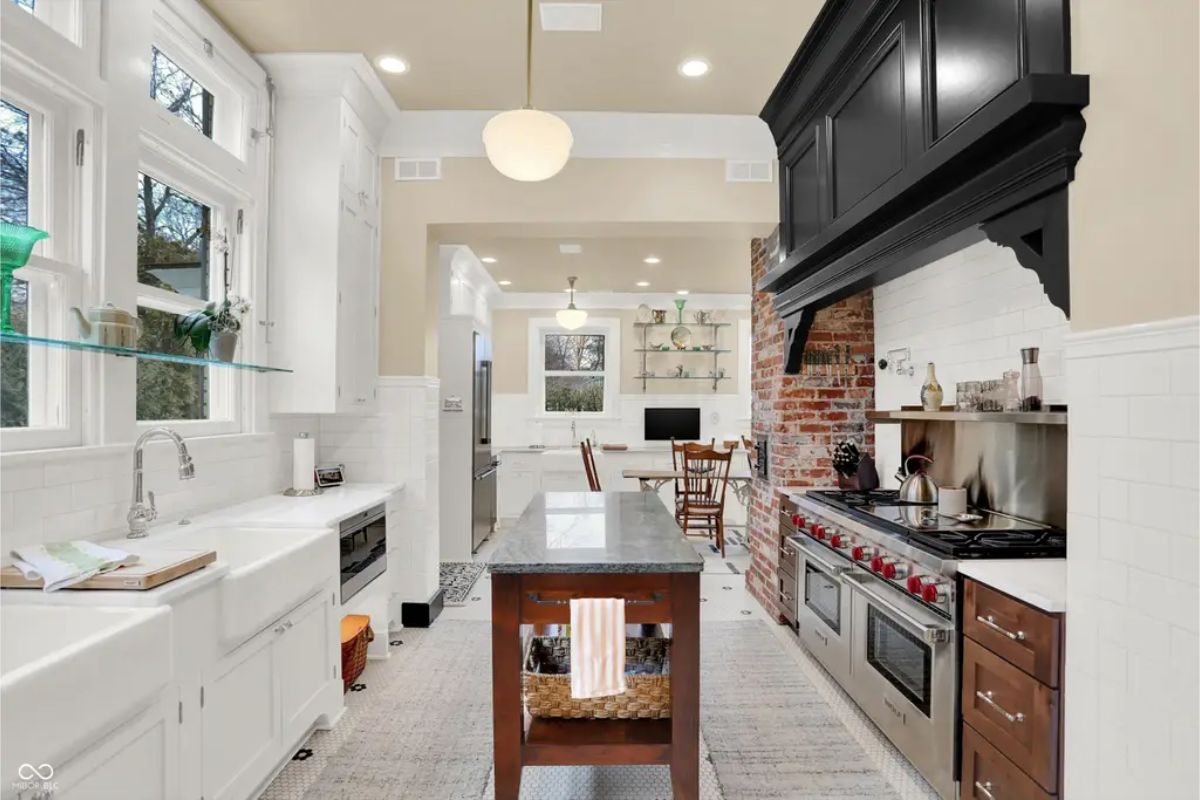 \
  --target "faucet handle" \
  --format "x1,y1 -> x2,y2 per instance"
148,491 -> 157,516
